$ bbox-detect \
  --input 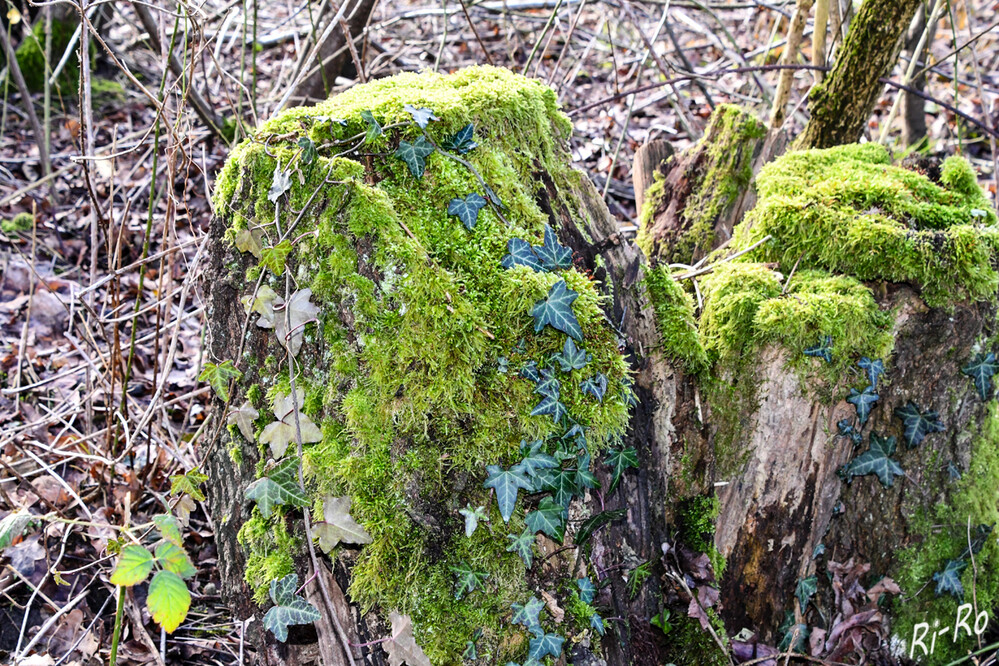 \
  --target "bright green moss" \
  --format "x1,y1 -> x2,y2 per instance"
14,18 -> 82,93
732,143 -> 999,307
636,172 -> 666,261
645,267 -> 709,373
215,66 -> 631,663
892,403 -> 999,664
237,511 -> 298,605
678,494 -> 725,578
1,212 -> 34,234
